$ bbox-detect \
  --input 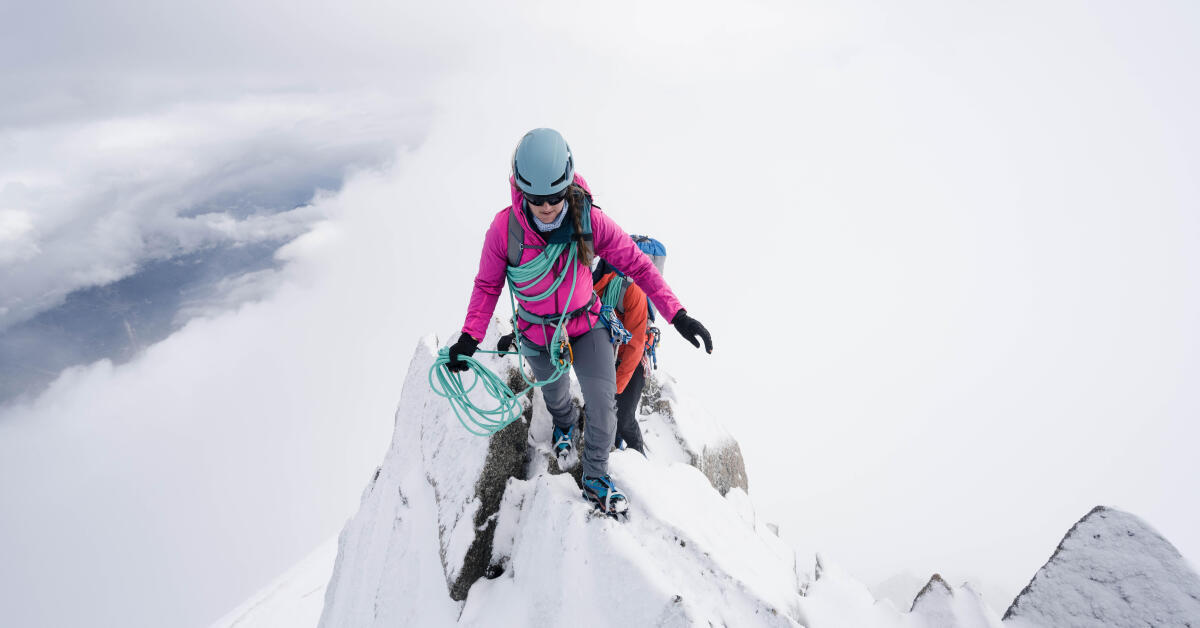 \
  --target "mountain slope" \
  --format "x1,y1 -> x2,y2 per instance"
215,326 -> 1200,628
